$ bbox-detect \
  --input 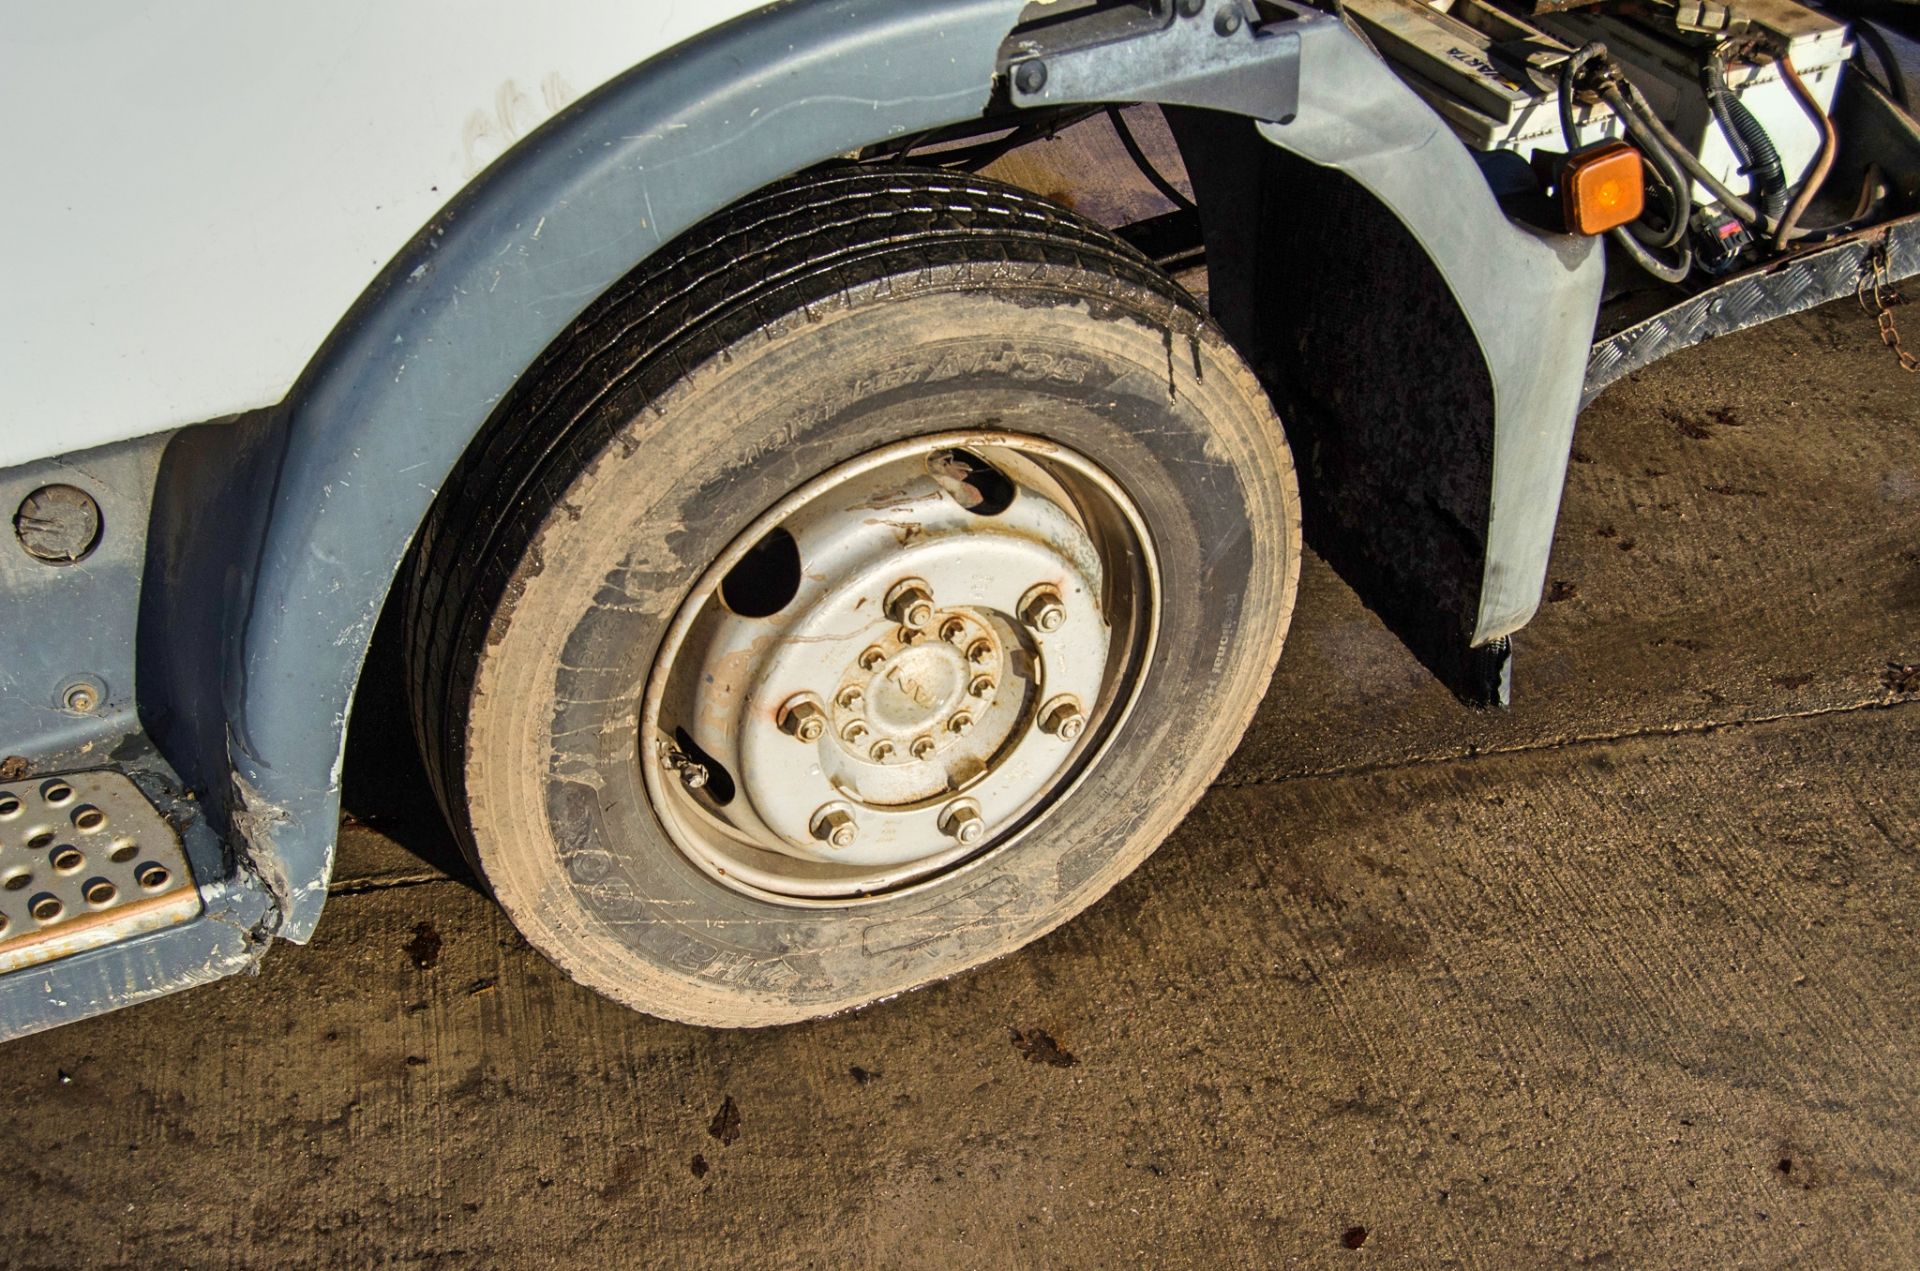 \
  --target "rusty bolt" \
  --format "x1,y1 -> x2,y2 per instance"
1040,697 -> 1086,740
968,674 -> 995,699
869,739 -> 896,762
940,800 -> 986,846
948,711 -> 974,736
1019,586 -> 1067,633
777,693 -> 827,742
810,804 -> 858,849
910,736 -> 937,761
664,748 -> 709,790
885,578 -> 936,630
